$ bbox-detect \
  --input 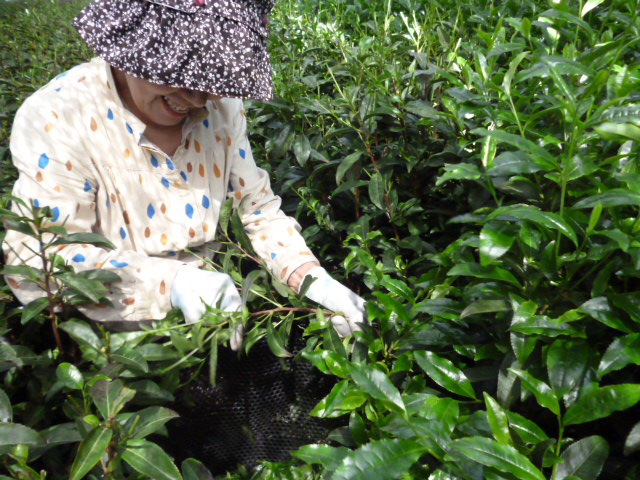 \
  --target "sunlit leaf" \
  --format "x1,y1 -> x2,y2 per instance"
564,384 -> 640,425
552,436 -> 608,480
69,427 -> 112,480
450,437 -> 545,480
90,379 -> 136,420
509,369 -> 559,415
0,423 -> 42,446
122,439 -> 183,480
56,362 -> 84,390
598,333 -> 640,377
330,438 -> 426,480
484,393 -> 512,445
348,363 -> 406,414
415,351 -> 476,399
489,204 -> 577,245
182,458 -> 214,480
